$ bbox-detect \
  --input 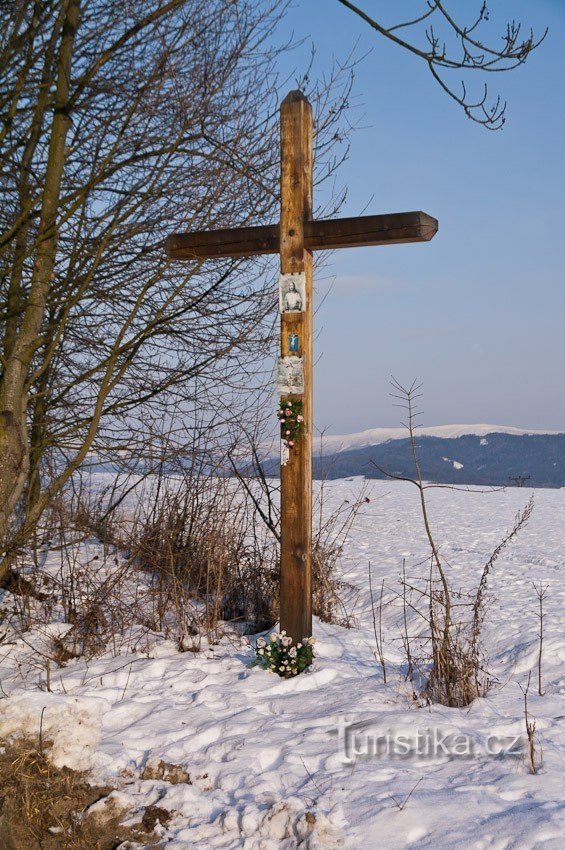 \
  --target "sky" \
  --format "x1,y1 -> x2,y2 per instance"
271,0 -> 564,434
